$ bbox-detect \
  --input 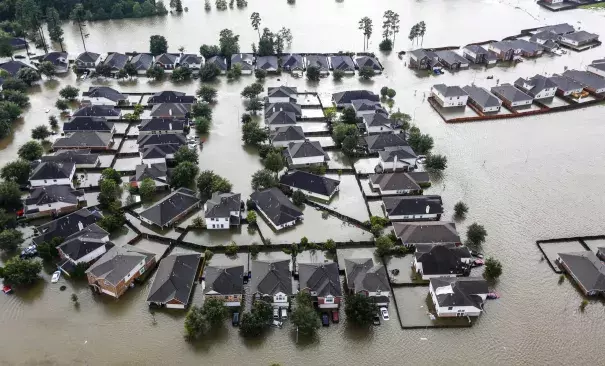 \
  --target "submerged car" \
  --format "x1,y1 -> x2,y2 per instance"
380,307 -> 389,321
